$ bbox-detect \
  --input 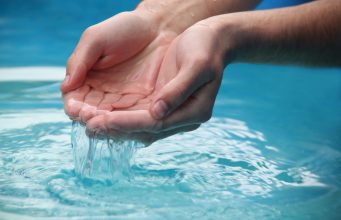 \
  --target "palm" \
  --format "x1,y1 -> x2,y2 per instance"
63,24 -> 224,145
64,30 -> 176,122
